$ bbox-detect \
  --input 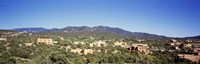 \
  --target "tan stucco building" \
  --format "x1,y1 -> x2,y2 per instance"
37,38 -> 53,45
129,44 -> 150,54
114,42 -> 129,48
70,48 -> 94,55
0,38 -> 6,41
